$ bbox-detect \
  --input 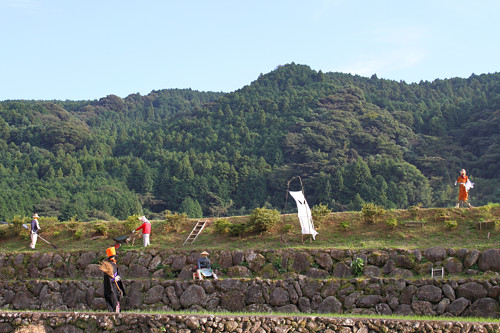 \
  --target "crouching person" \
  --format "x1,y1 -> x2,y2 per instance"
194,251 -> 218,281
